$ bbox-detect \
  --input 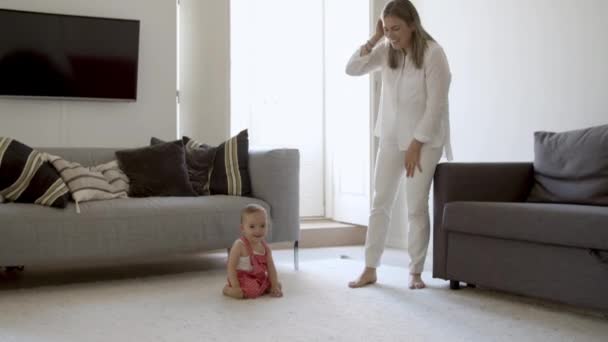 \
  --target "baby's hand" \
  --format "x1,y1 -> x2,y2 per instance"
270,285 -> 283,297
